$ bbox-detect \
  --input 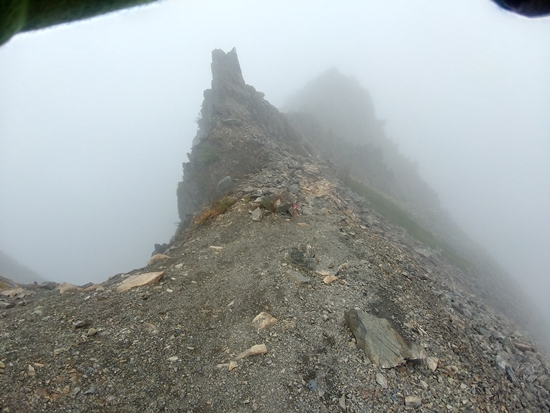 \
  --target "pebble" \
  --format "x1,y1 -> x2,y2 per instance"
426,356 -> 438,372
376,373 -> 388,389
236,344 -> 268,360
84,386 -> 97,395
405,395 -> 422,407
252,312 -> 278,329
